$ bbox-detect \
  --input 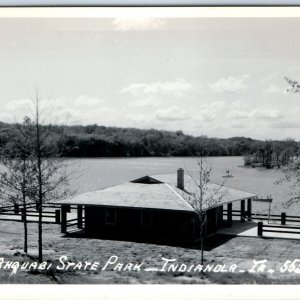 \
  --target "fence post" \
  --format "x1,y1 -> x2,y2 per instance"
227,203 -> 232,227
247,198 -> 252,221
55,210 -> 61,224
14,203 -> 20,214
281,212 -> 286,225
240,200 -> 245,223
61,205 -> 67,234
257,222 -> 263,237
77,205 -> 83,229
